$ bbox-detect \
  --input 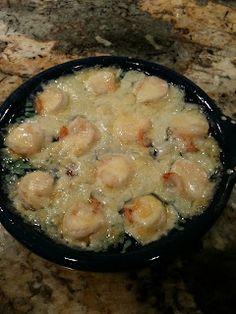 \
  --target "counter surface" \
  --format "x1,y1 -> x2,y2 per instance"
0,1 -> 235,313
